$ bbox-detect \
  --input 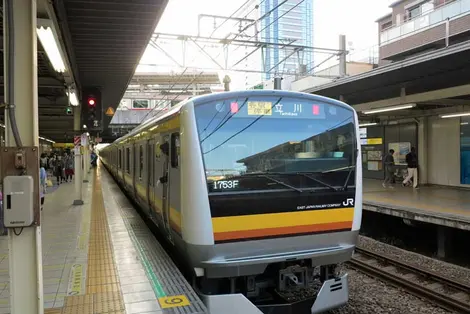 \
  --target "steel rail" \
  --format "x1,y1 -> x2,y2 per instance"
349,247 -> 470,313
